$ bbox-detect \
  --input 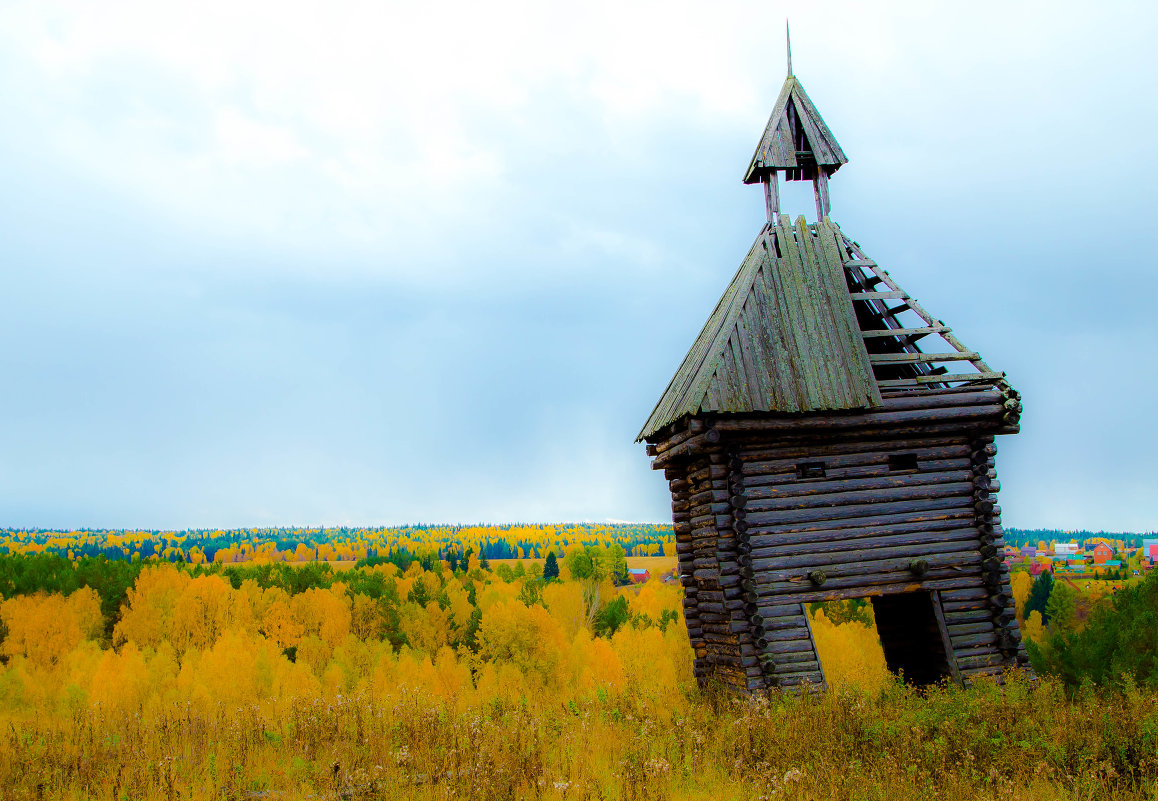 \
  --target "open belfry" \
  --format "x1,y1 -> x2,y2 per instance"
638,39 -> 1027,691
